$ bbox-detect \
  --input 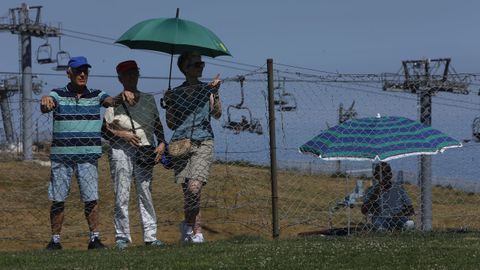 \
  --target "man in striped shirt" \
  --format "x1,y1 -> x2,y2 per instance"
40,56 -> 135,250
